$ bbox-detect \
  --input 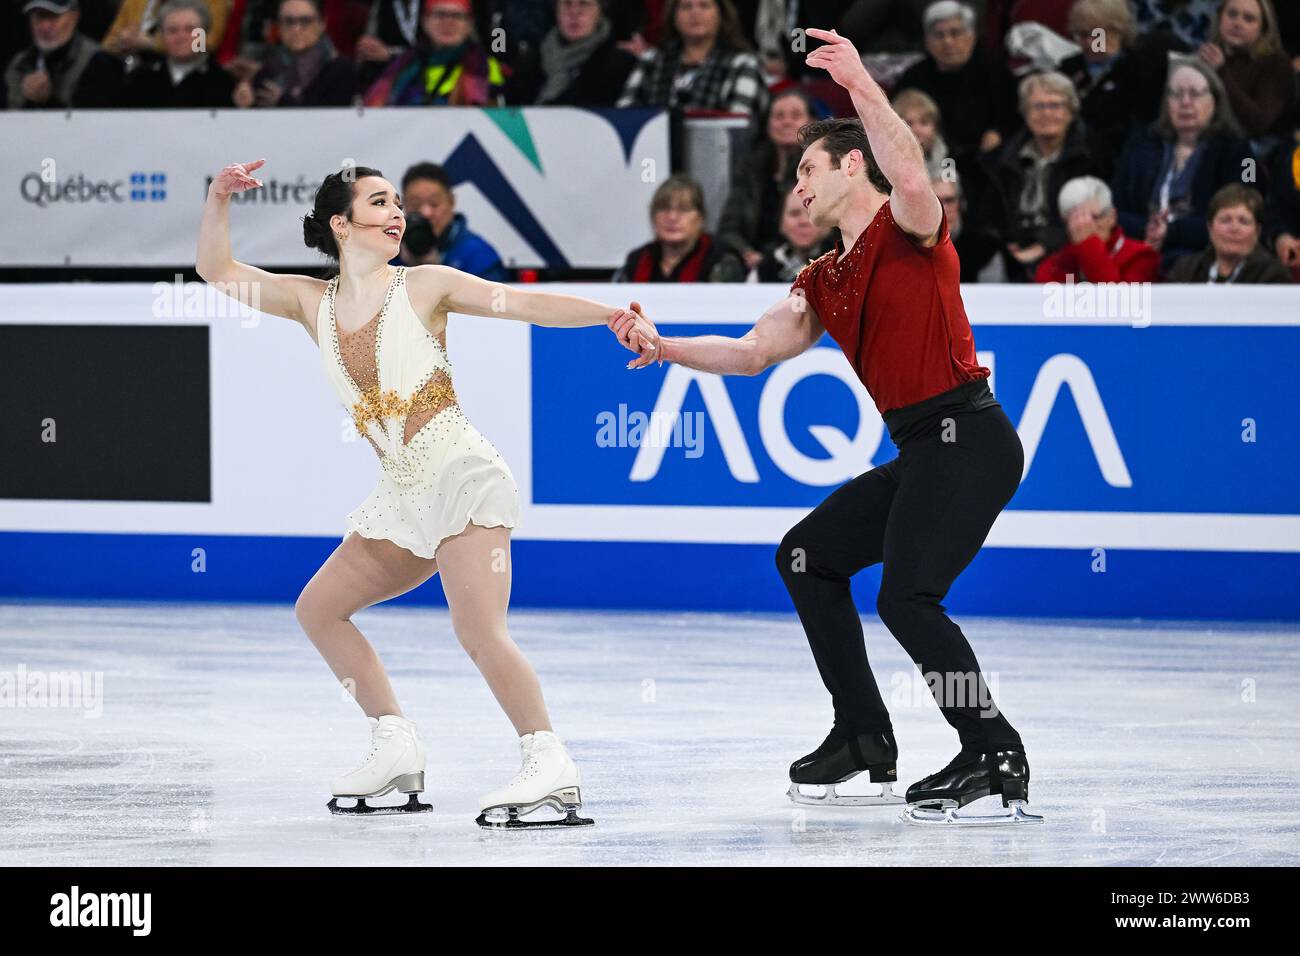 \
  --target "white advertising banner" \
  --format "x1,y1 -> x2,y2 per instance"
0,107 -> 668,269
1,281 -> 1297,555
